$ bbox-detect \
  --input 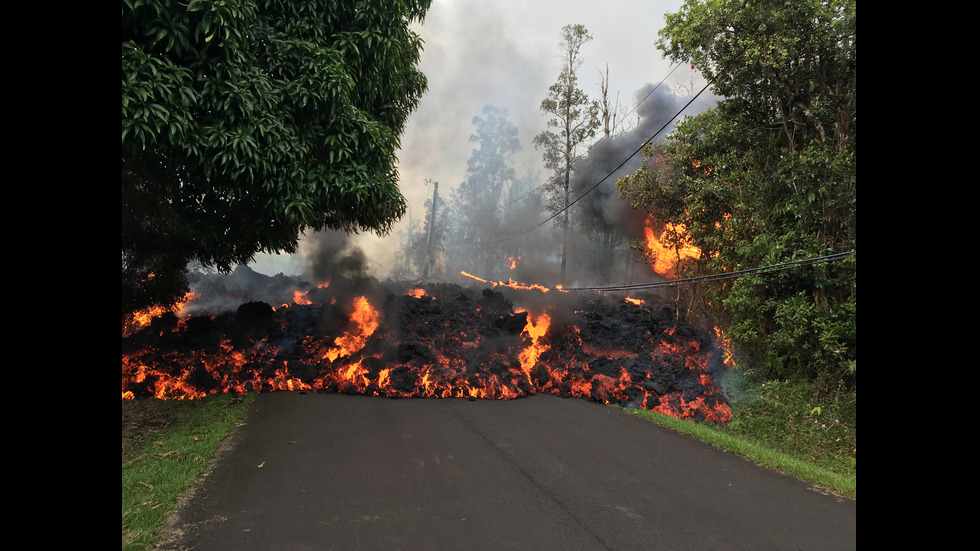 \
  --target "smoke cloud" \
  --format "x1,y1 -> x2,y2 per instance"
300,230 -> 368,283
570,83 -> 683,242
247,1 -> 718,290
